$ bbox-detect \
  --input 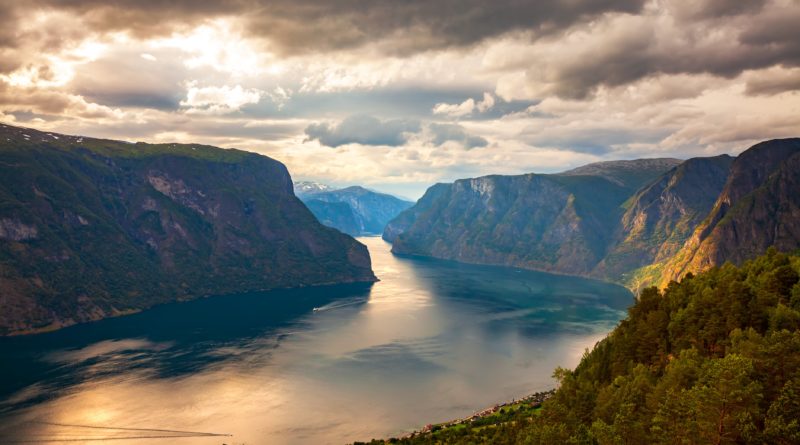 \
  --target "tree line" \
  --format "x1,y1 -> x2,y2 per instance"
360,248 -> 800,444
